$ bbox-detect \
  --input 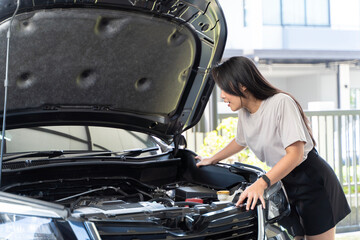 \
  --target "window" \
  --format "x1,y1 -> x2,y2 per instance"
1,126 -> 158,154
262,0 -> 281,25
262,0 -> 330,26
243,0 -> 250,27
306,0 -> 330,25
282,0 -> 305,25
